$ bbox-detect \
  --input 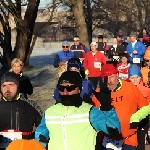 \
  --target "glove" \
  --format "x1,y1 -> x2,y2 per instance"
85,69 -> 89,75
93,76 -> 112,111
39,134 -> 49,144
83,93 -> 92,103
130,122 -> 139,129
106,125 -> 119,135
